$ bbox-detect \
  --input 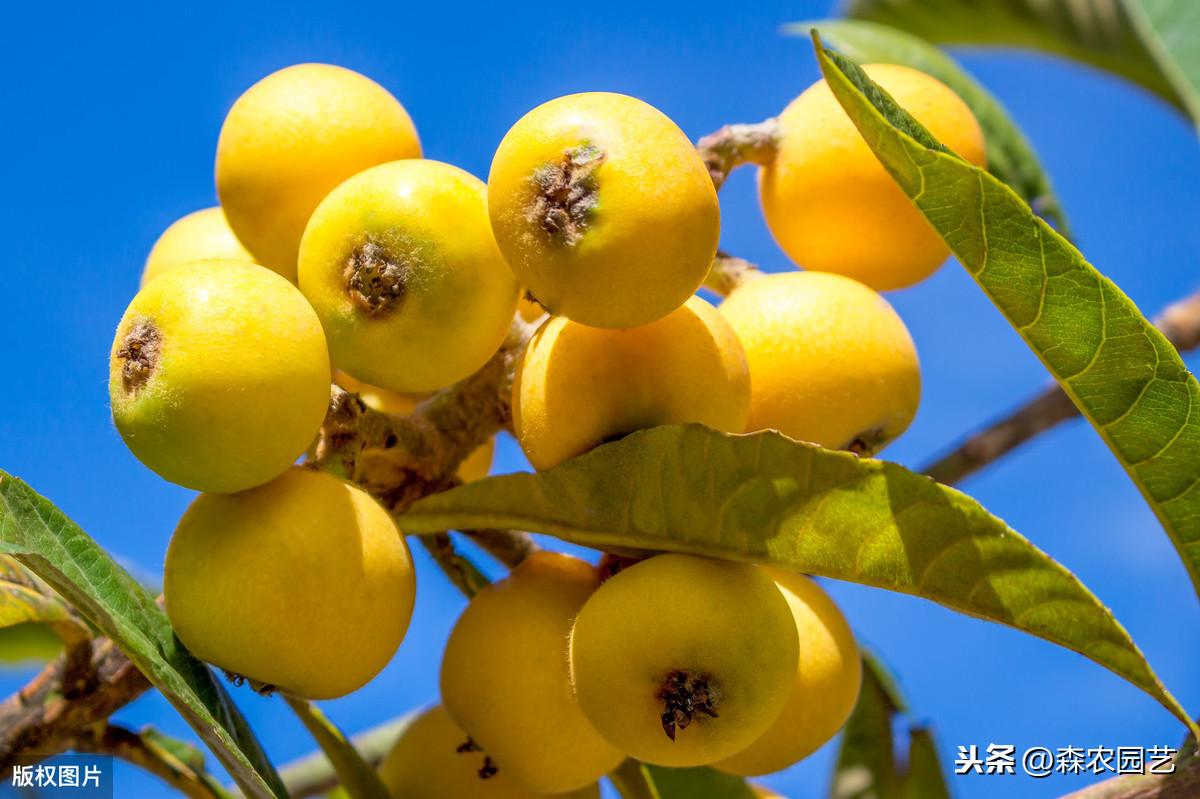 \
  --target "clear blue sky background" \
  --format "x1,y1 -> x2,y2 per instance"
1,1 -> 1197,797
